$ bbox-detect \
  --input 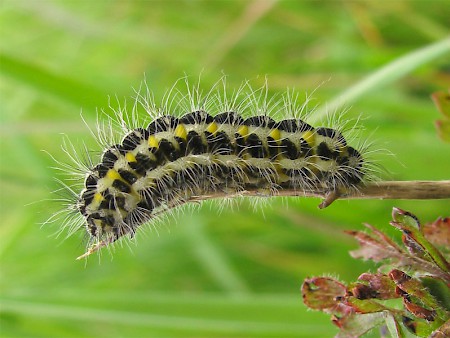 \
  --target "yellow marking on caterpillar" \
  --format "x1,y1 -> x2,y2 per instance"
269,128 -> 280,141
206,122 -> 218,135
175,124 -> 187,140
237,125 -> 249,137
106,169 -> 122,181
125,152 -> 136,163
302,131 -> 315,147
93,192 -> 104,204
148,135 -> 159,148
